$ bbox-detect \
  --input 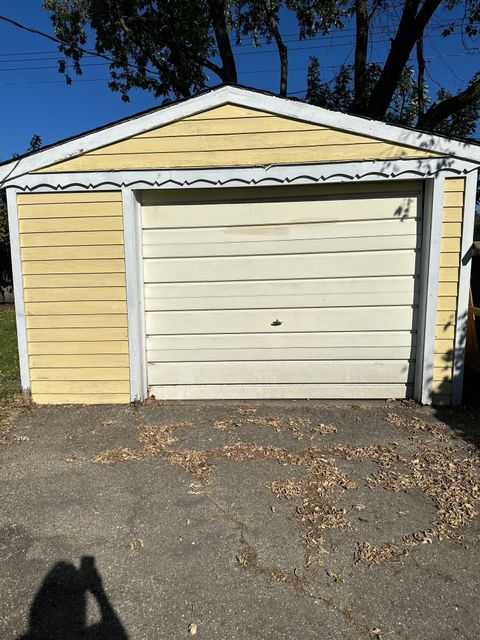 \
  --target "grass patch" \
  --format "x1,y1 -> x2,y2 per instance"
0,304 -> 29,445
0,304 -> 20,404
